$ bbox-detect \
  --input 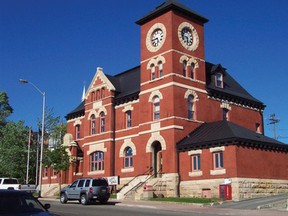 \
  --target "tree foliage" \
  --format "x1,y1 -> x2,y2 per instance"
43,146 -> 70,172
0,91 -> 13,131
0,121 -> 36,183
